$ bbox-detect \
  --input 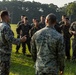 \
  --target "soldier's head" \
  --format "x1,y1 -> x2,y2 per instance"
40,15 -> 45,23
34,19 -> 39,27
21,15 -> 25,21
32,18 -> 36,23
45,13 -> 56,26
23,16 -> 28,24
0,10 -> 10,23
62,15 -> 66,22
64,17 -> 70,25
